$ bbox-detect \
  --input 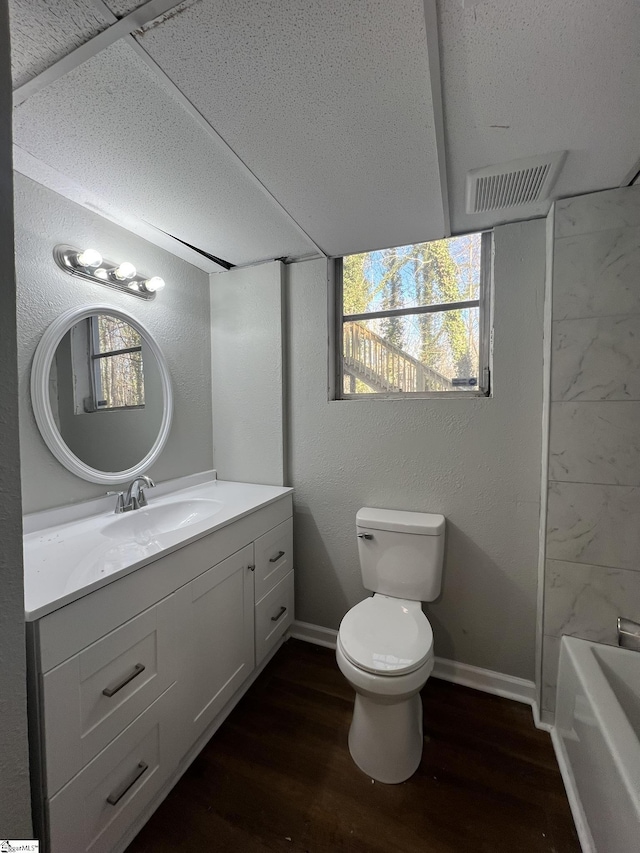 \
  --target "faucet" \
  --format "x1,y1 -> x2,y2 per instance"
618,617 -> 640,652
108,476 -> 155,514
